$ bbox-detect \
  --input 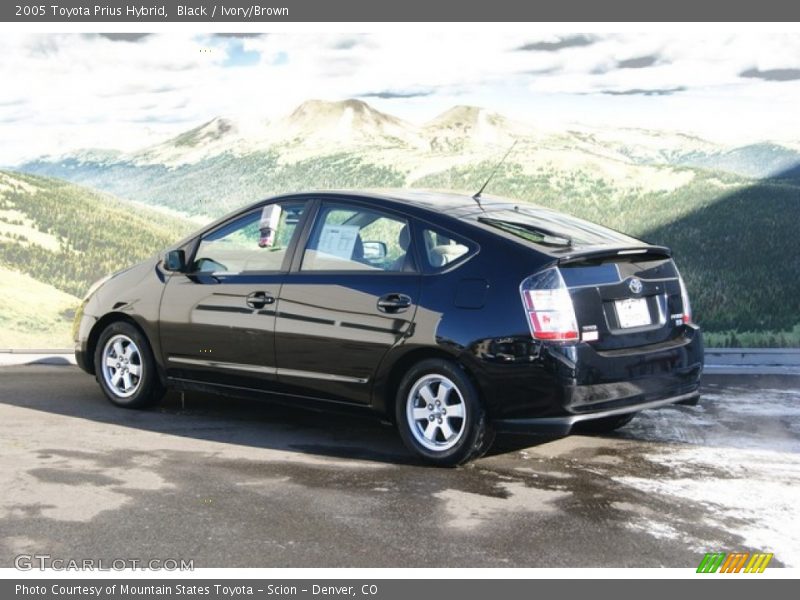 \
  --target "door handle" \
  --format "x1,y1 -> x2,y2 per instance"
377,293 -> 412,313
246,291 -> 275,309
